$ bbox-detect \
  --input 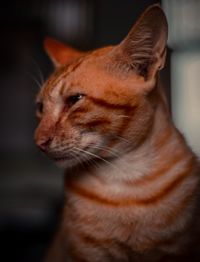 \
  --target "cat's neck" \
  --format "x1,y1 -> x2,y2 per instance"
107,94 -> 196,184
65,88 -> 197,189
